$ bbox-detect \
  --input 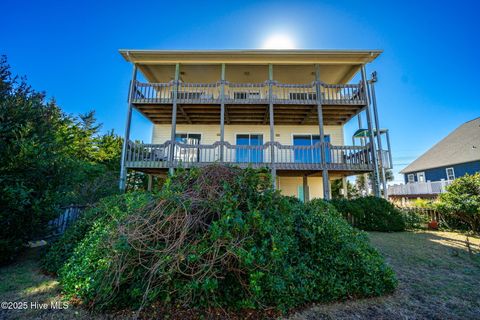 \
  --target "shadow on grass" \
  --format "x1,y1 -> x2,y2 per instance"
2,231 -> 479,320
0,247 -> 112,320
288,231 -> 480,320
